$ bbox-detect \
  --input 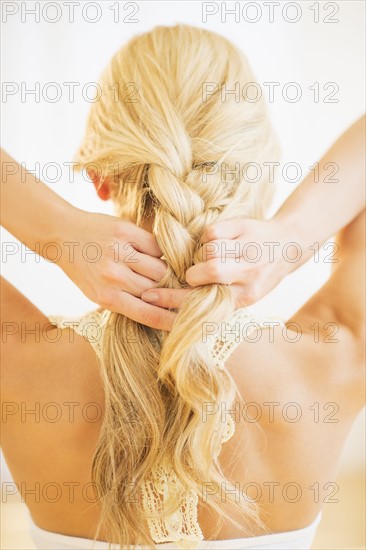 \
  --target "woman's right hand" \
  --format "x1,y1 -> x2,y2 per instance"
58,208 -> 177,331
1,149 -> 177,331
